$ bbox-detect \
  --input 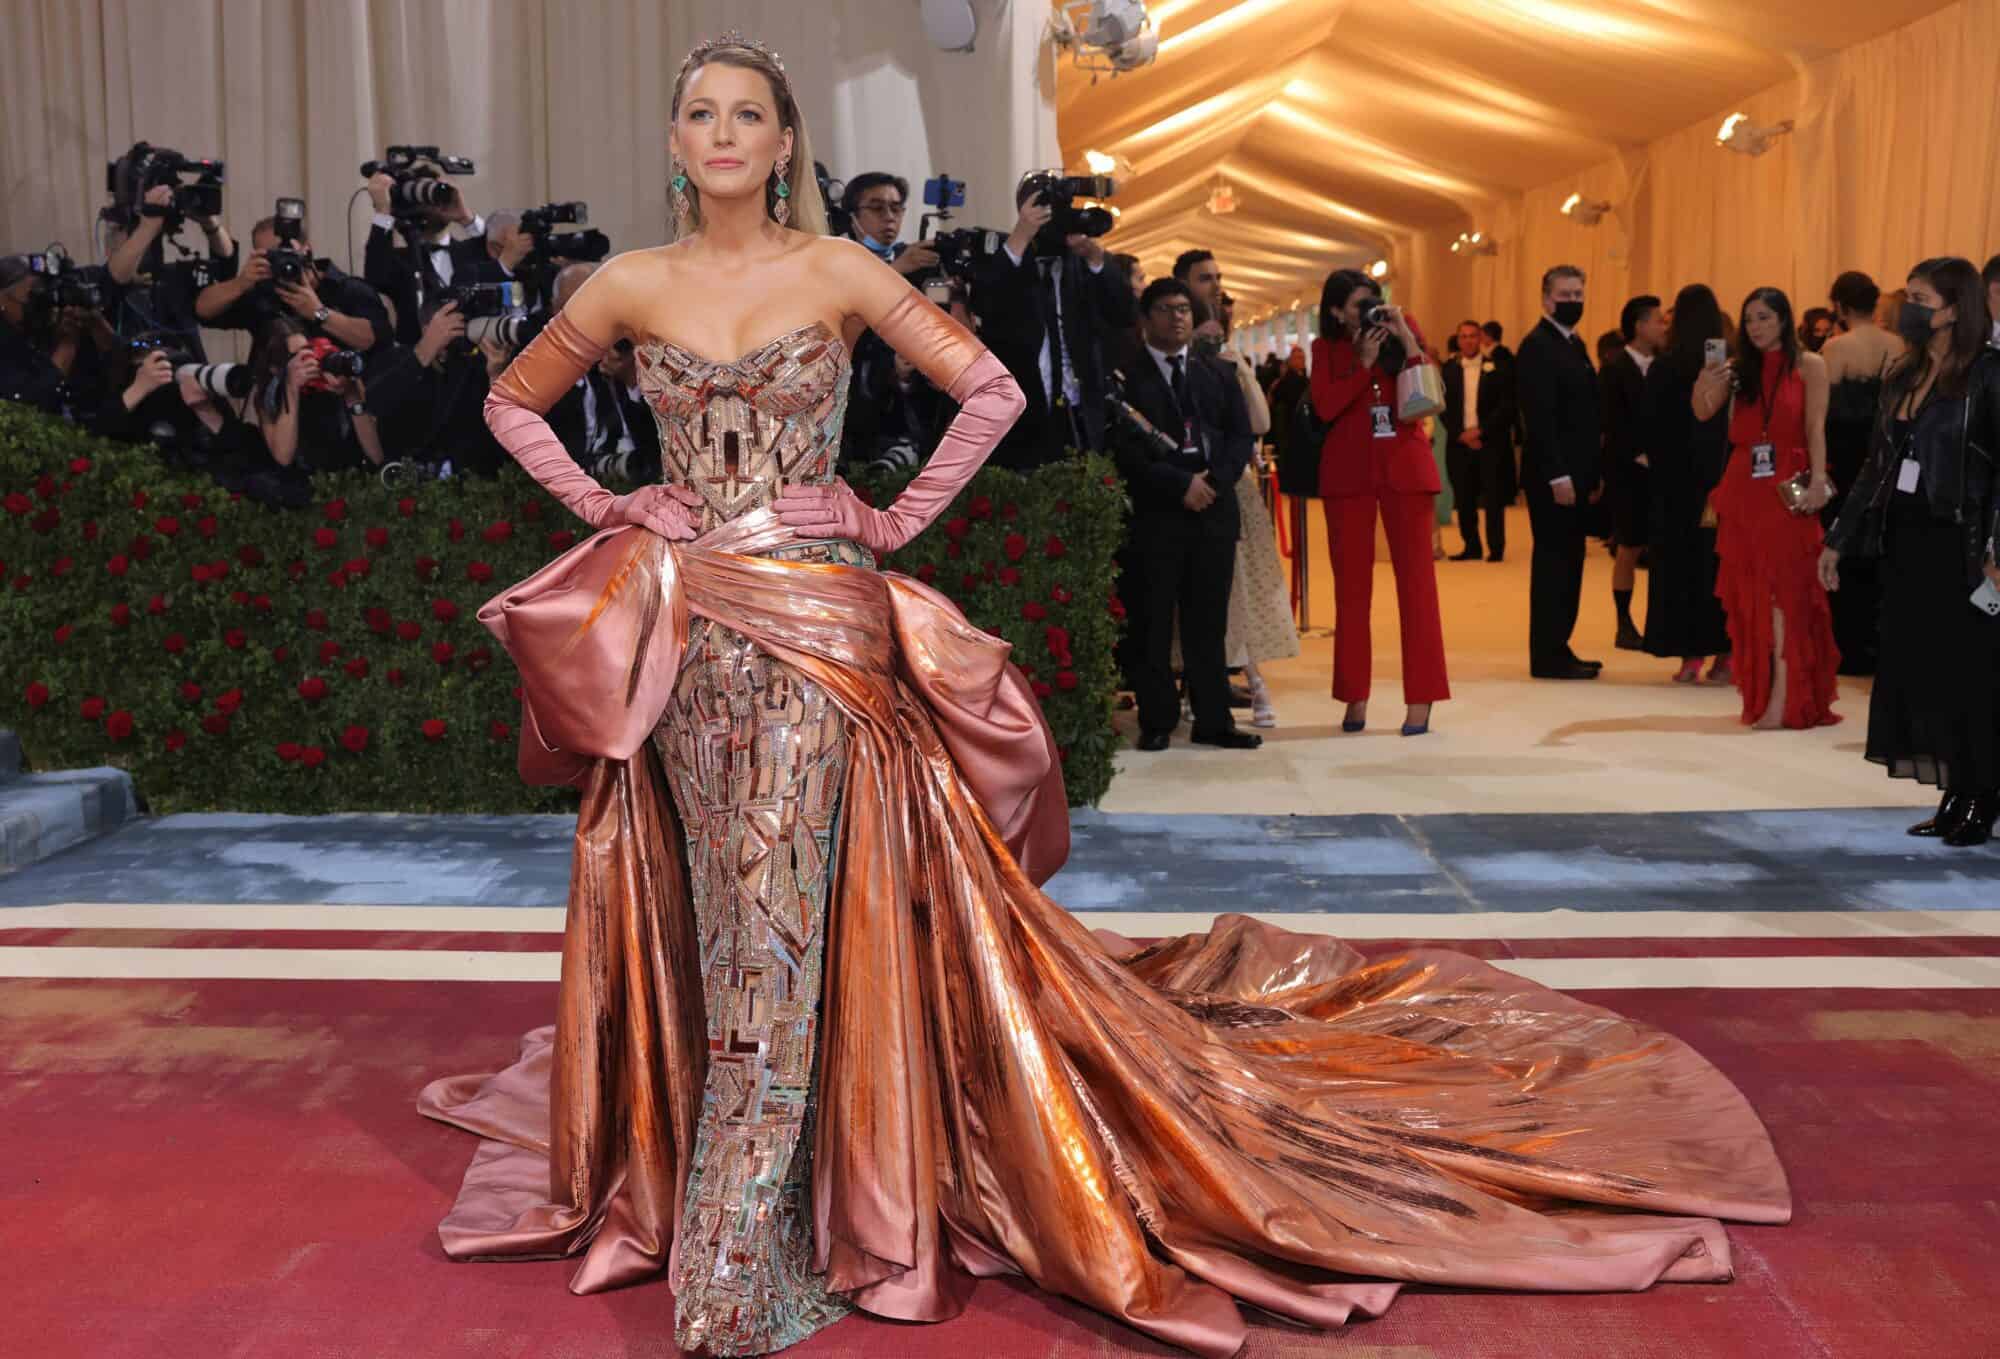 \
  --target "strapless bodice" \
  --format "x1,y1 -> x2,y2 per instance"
633,320 -> 851,534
